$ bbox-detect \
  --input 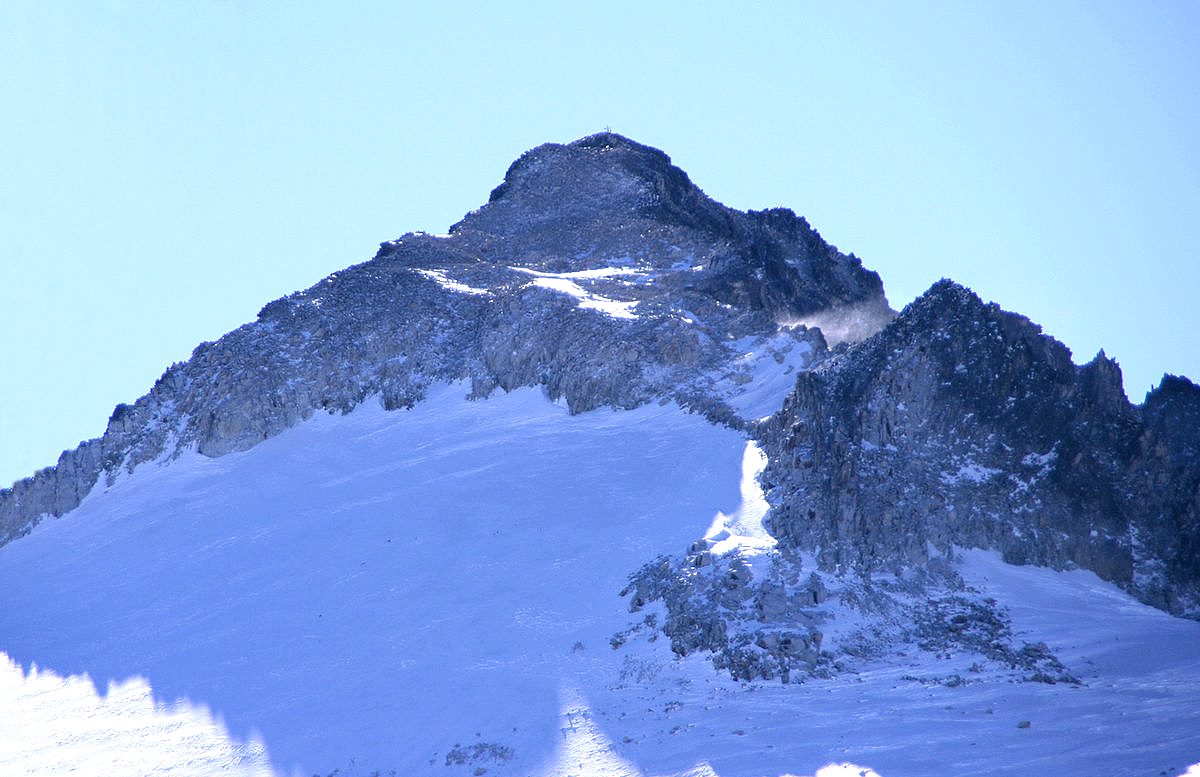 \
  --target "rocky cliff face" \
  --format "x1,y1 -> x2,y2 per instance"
760,280 -> 1200,617
1,132 -> 1196,659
